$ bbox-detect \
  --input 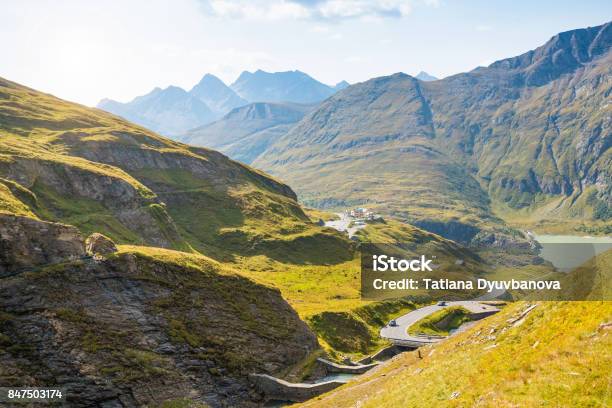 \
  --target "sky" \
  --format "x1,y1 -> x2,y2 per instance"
1,0 -> 610,106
